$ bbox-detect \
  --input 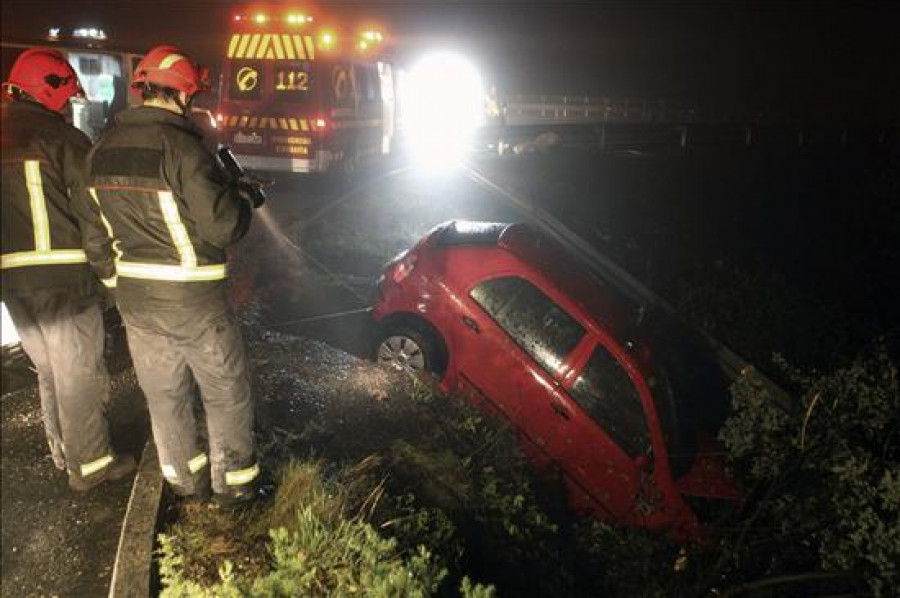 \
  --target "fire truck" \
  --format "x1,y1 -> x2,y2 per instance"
216,9 -> 399,174
1,28 -> 143,140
